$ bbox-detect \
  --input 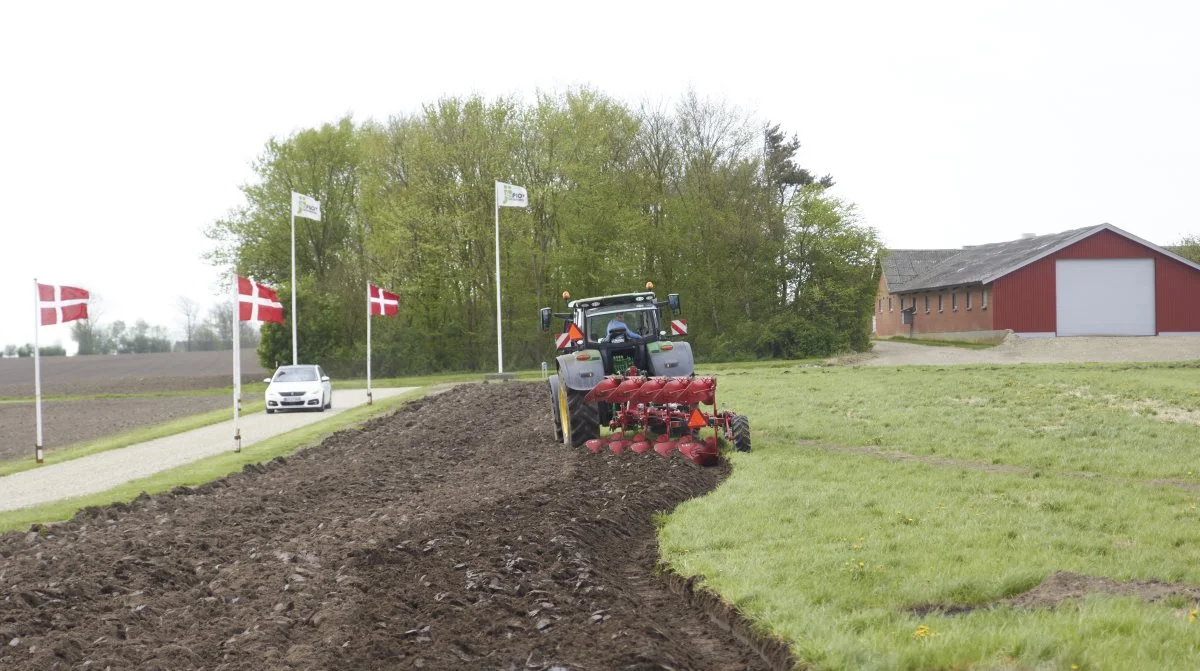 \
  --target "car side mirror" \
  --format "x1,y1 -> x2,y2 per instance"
539,307 -> 551,332
667,293 -> 681,315
263,378 -> 273,384
321,376 -> 330,382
